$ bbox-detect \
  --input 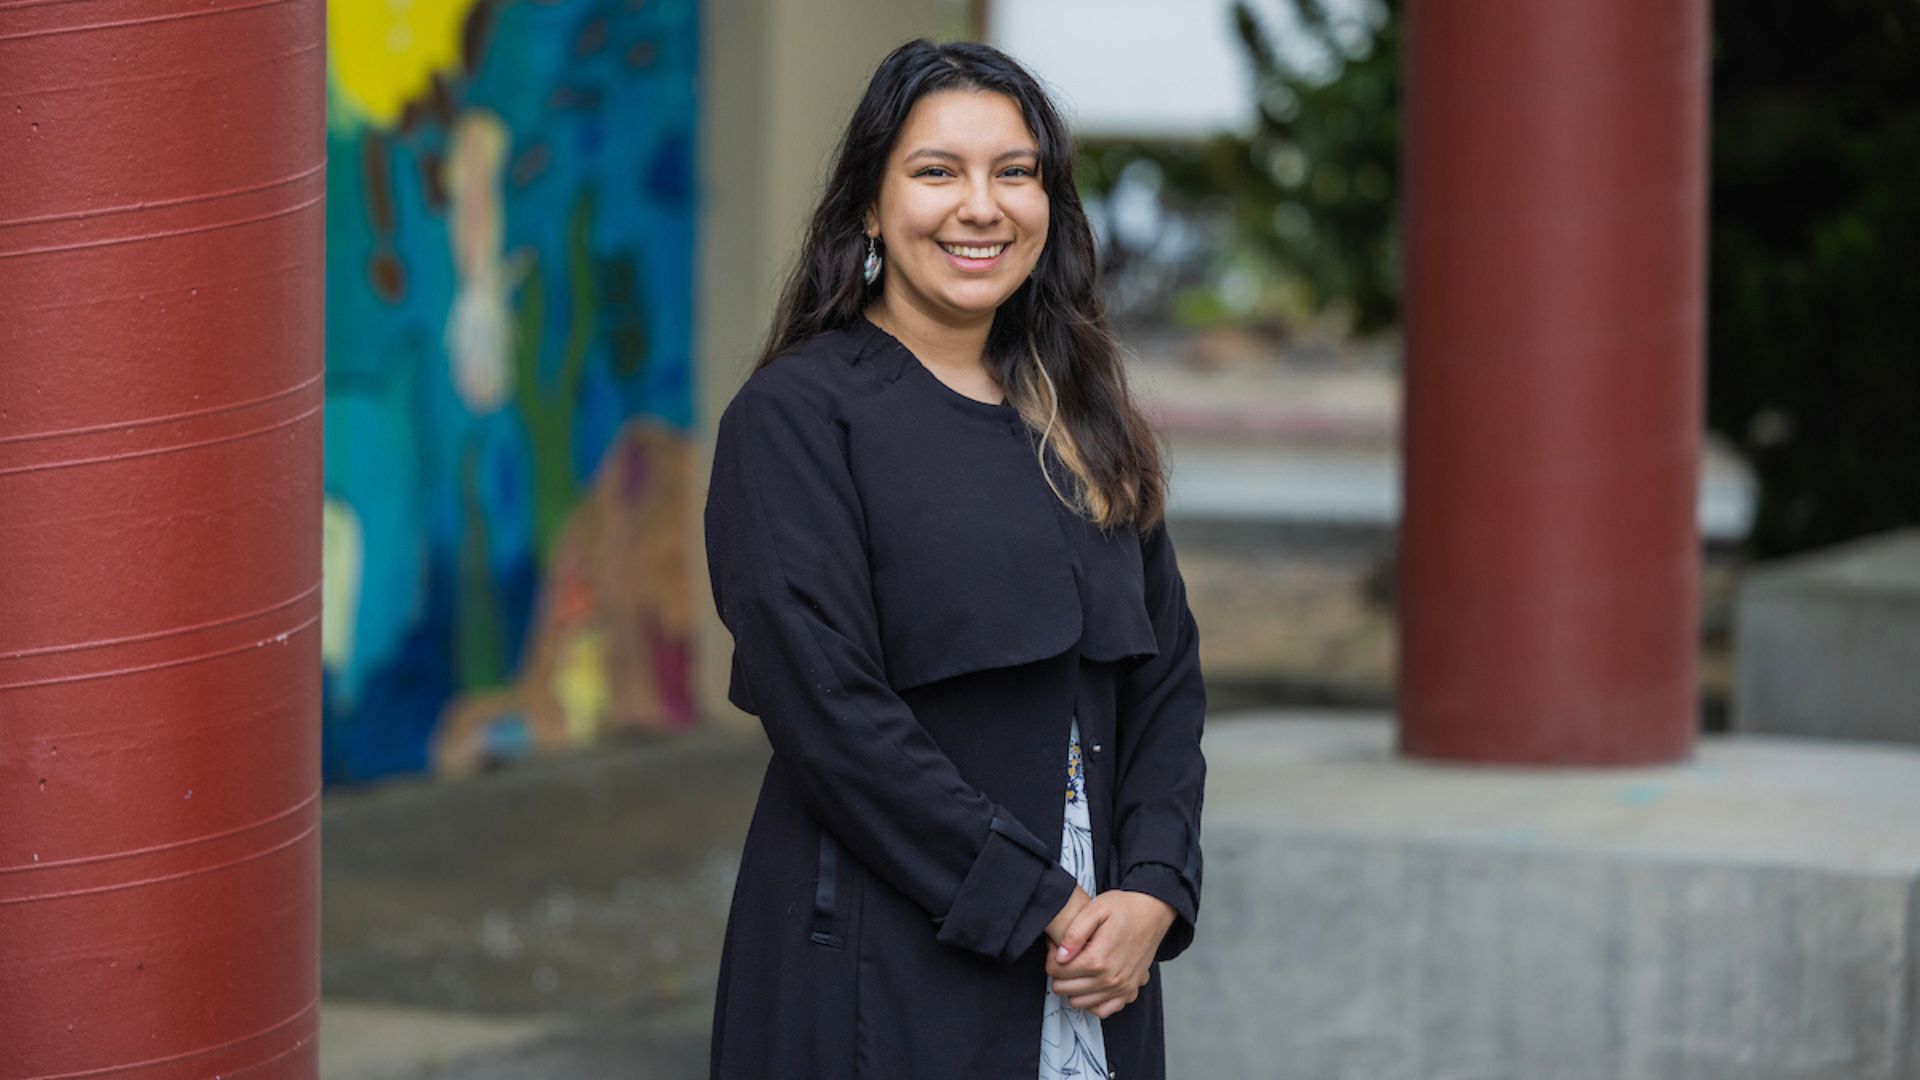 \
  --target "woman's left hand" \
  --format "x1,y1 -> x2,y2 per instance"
1044,890 -> 1177,1018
